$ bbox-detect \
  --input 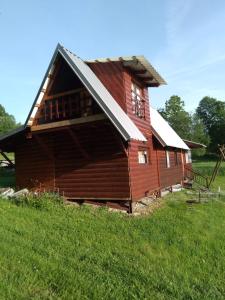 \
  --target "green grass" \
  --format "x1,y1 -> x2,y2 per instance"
0,160 -> 224,299
193,158 -> 225,190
